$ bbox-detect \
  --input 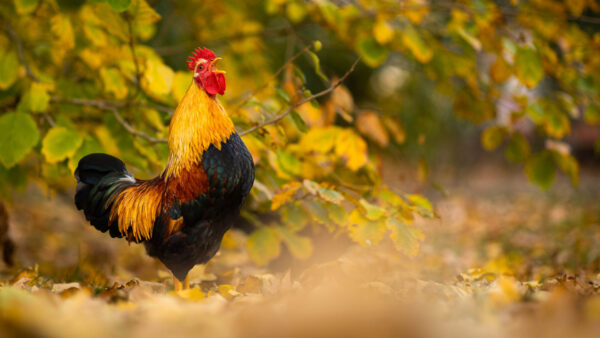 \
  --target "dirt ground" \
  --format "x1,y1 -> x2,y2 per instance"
1,160 -> 599,338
